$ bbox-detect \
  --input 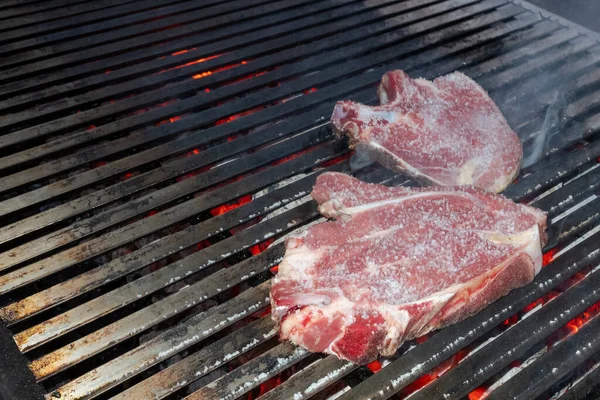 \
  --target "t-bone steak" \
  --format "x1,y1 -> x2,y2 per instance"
270,172 -> 546,364
331,70 -> 522,193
